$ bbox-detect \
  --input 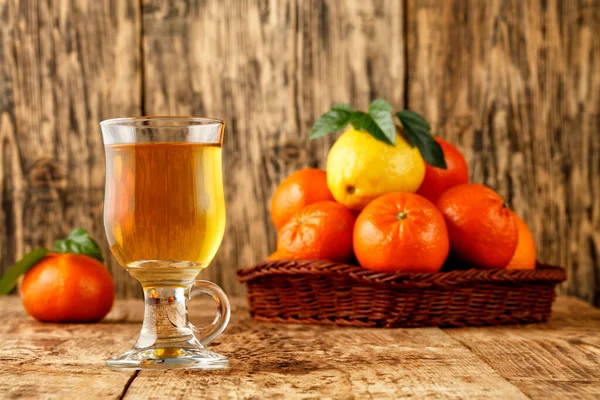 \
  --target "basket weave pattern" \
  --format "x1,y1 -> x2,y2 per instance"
237,260 -> 566,328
